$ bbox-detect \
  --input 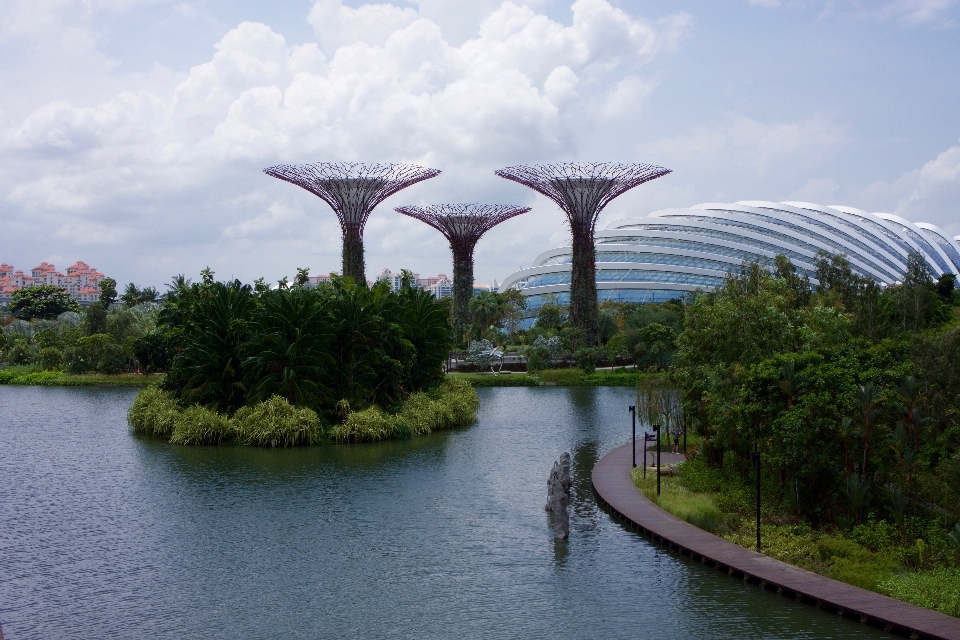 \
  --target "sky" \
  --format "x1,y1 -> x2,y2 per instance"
1,0 -> 959,289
